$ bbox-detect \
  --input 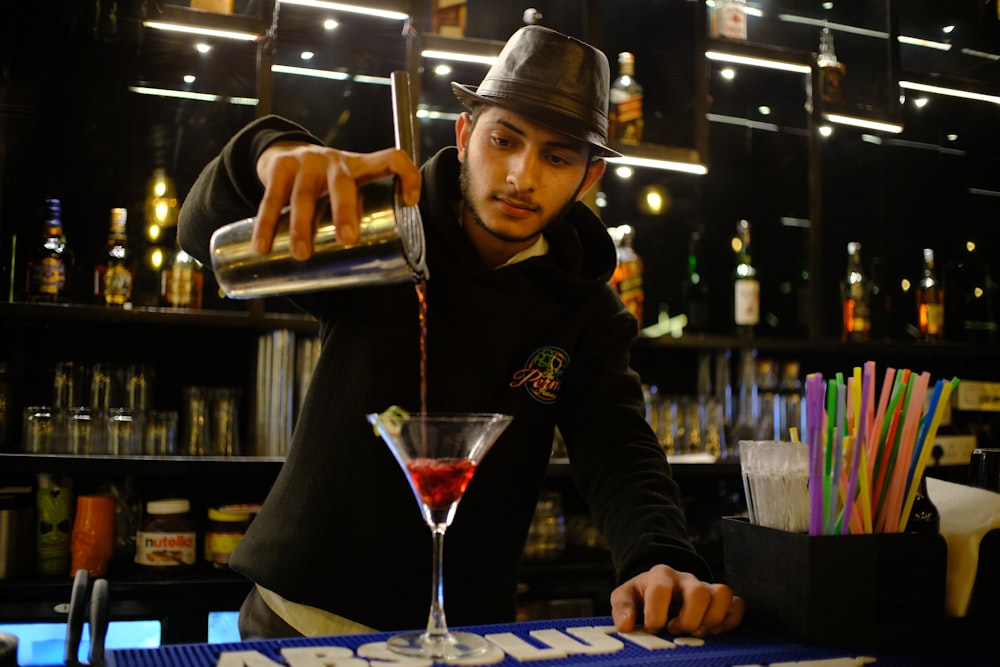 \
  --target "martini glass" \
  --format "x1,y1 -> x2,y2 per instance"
368,410 -> 513,660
